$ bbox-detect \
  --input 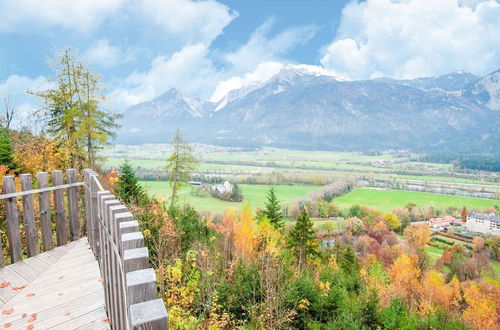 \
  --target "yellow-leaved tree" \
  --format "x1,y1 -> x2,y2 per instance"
234,204 -> 256,261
